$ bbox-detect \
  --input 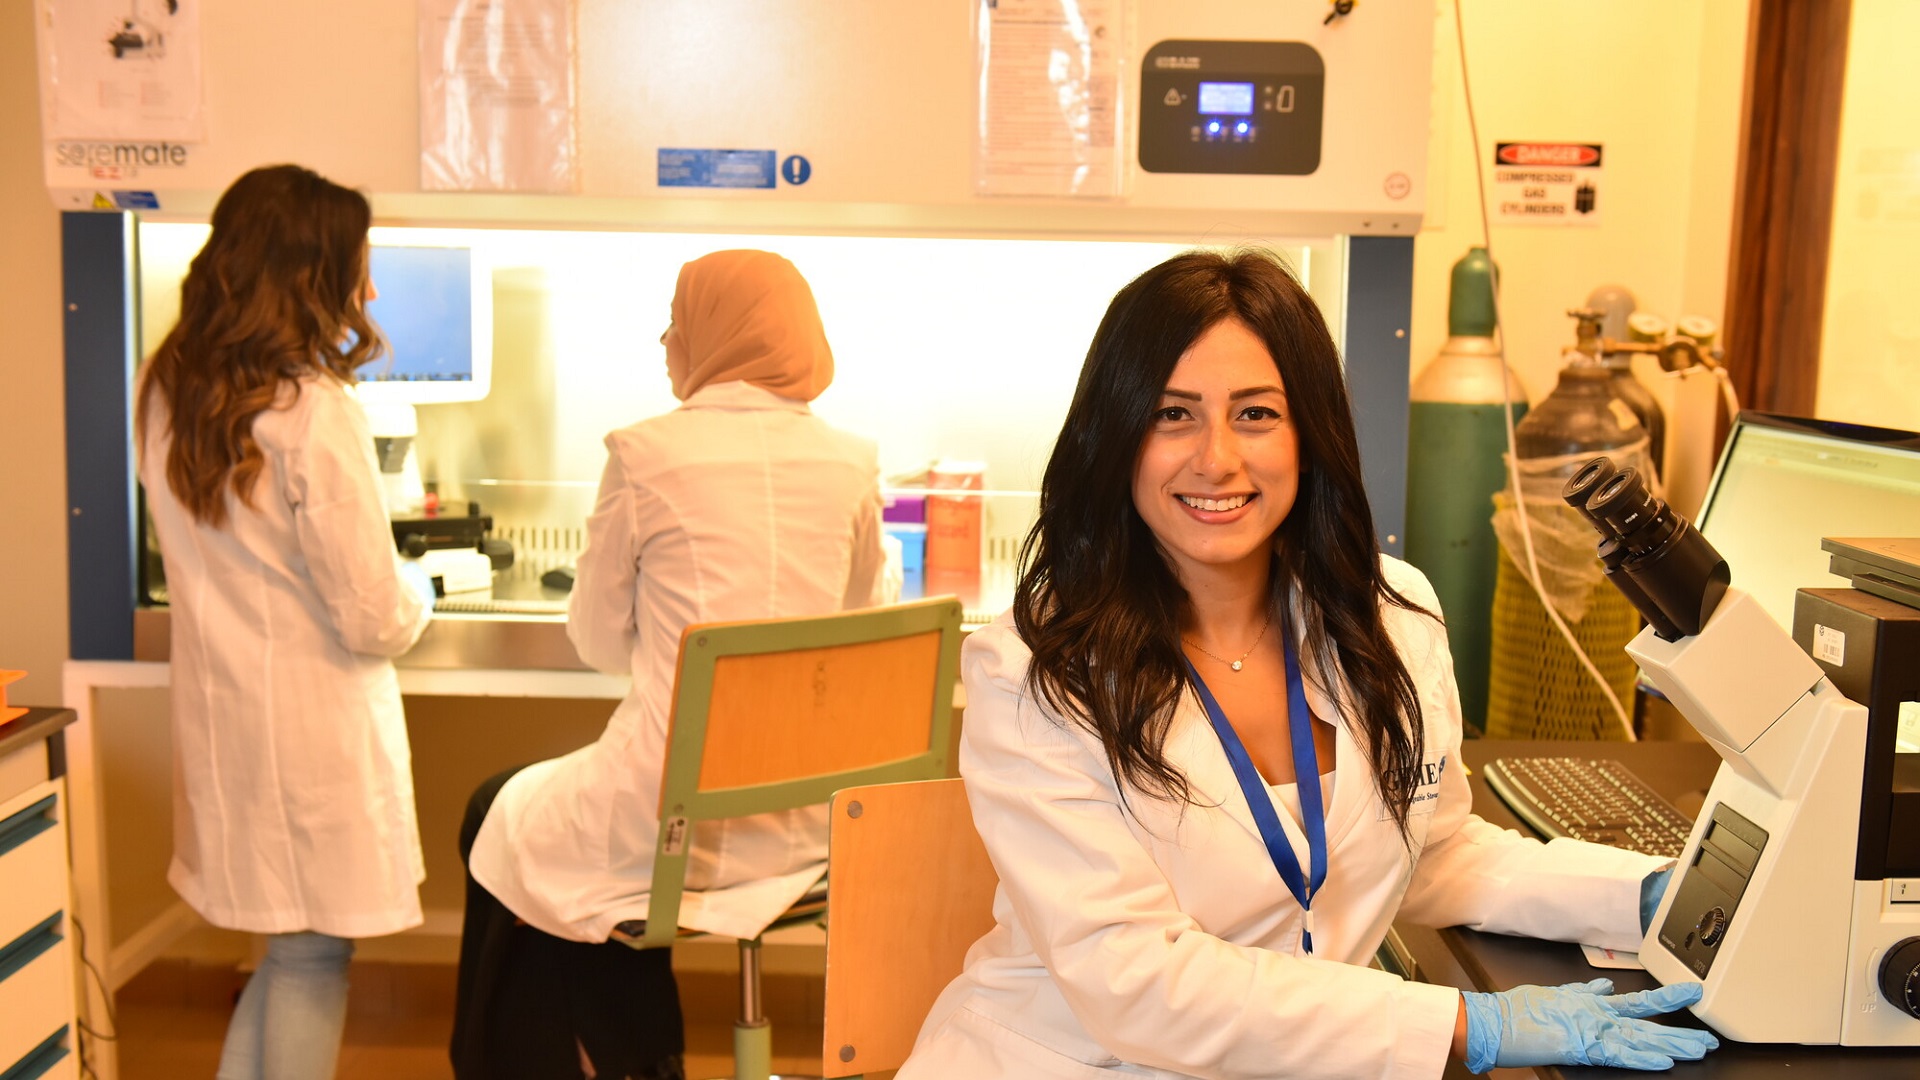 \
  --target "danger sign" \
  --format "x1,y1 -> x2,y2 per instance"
1493,142 -> 1602,227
